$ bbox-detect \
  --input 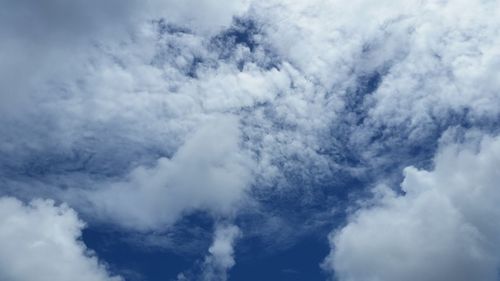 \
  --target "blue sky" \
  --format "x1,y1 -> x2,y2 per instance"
1,1 -> 500,281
